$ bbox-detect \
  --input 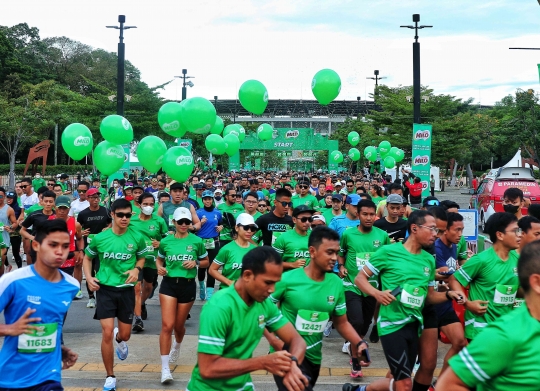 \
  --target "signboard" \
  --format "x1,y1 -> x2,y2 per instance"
119,144 -> 131,175
458,209 -> 478,241
411,123 -> 432,198
175,139 -> 193,151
